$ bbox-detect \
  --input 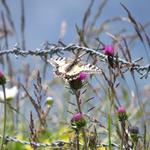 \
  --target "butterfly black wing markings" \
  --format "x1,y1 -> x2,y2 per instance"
47,56 -> 102,81
47,57 -> 68,79
47,57 -> 81,80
